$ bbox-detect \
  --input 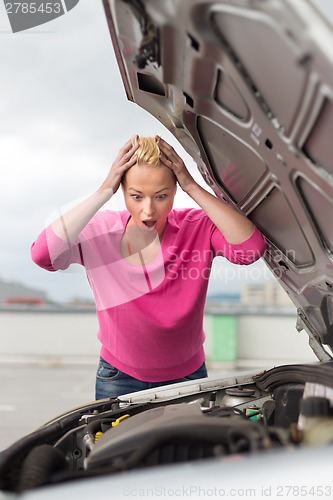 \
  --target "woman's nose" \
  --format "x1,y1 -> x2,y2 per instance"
143,199 -> 155,216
